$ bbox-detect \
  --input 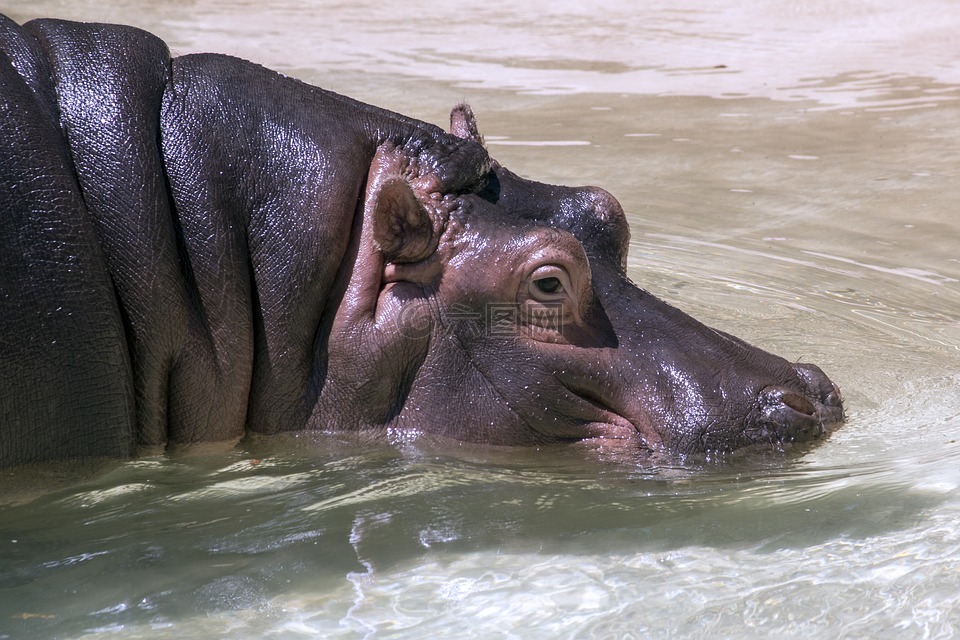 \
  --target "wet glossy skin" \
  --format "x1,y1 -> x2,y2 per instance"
0,16 -> 842,468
